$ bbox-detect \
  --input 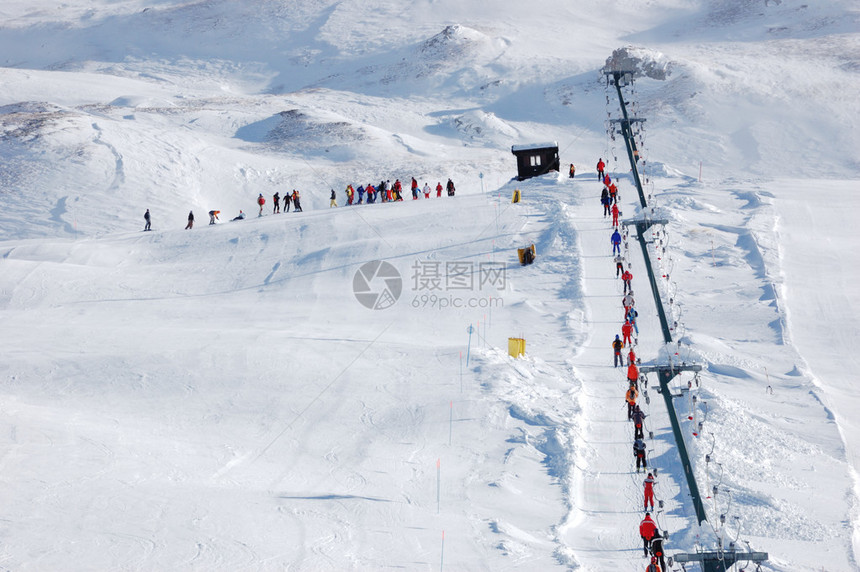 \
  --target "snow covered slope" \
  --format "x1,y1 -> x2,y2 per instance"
0,0 -> 859,570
